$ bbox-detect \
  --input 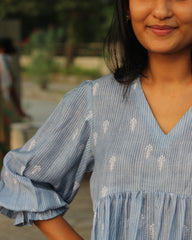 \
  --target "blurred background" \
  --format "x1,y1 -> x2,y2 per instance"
0,1 -> 112,239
